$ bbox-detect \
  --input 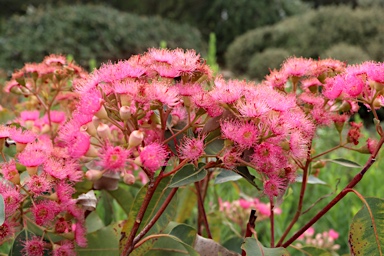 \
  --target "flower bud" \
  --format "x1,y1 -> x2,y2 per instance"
312,160 -> 326,169
97,123 -> 112,140
95,104 -> 108,120
128,130 -> 144,148
123,173 -> 136,185
119,106 -> 131,121
85,169 -> 104,181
